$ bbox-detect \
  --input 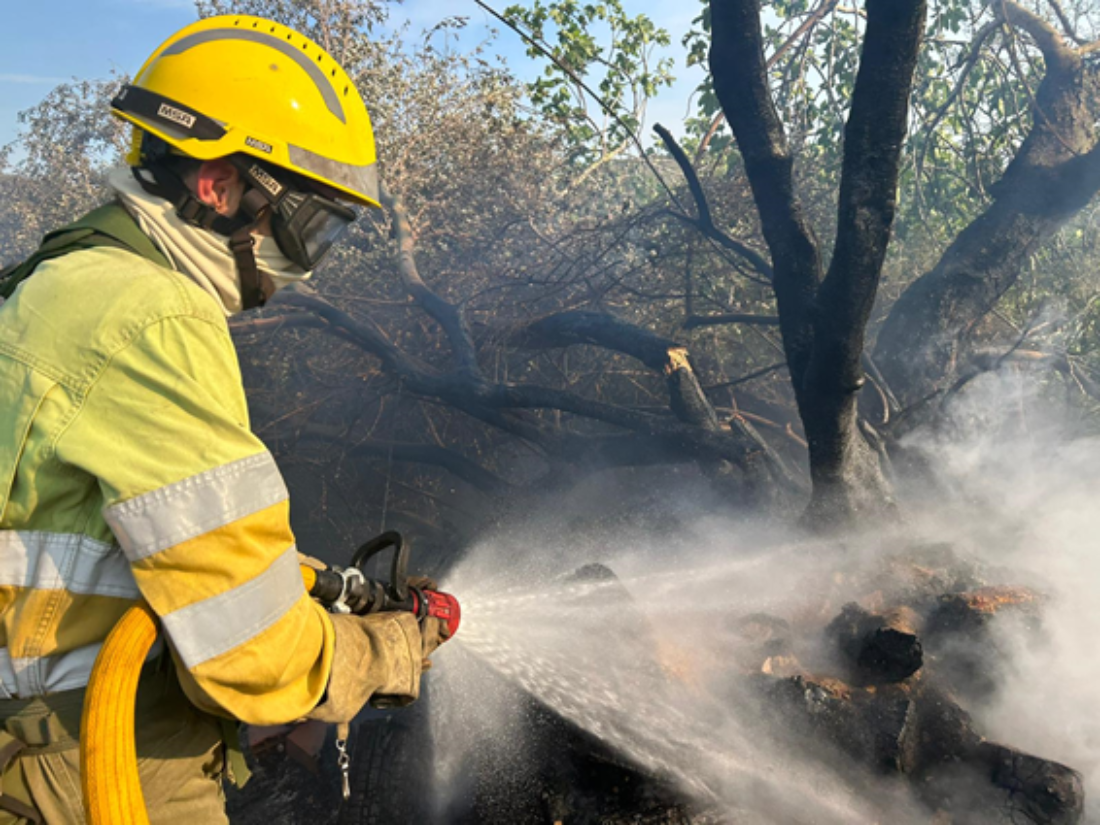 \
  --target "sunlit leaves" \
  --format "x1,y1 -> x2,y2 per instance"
502,0 -> 675,169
